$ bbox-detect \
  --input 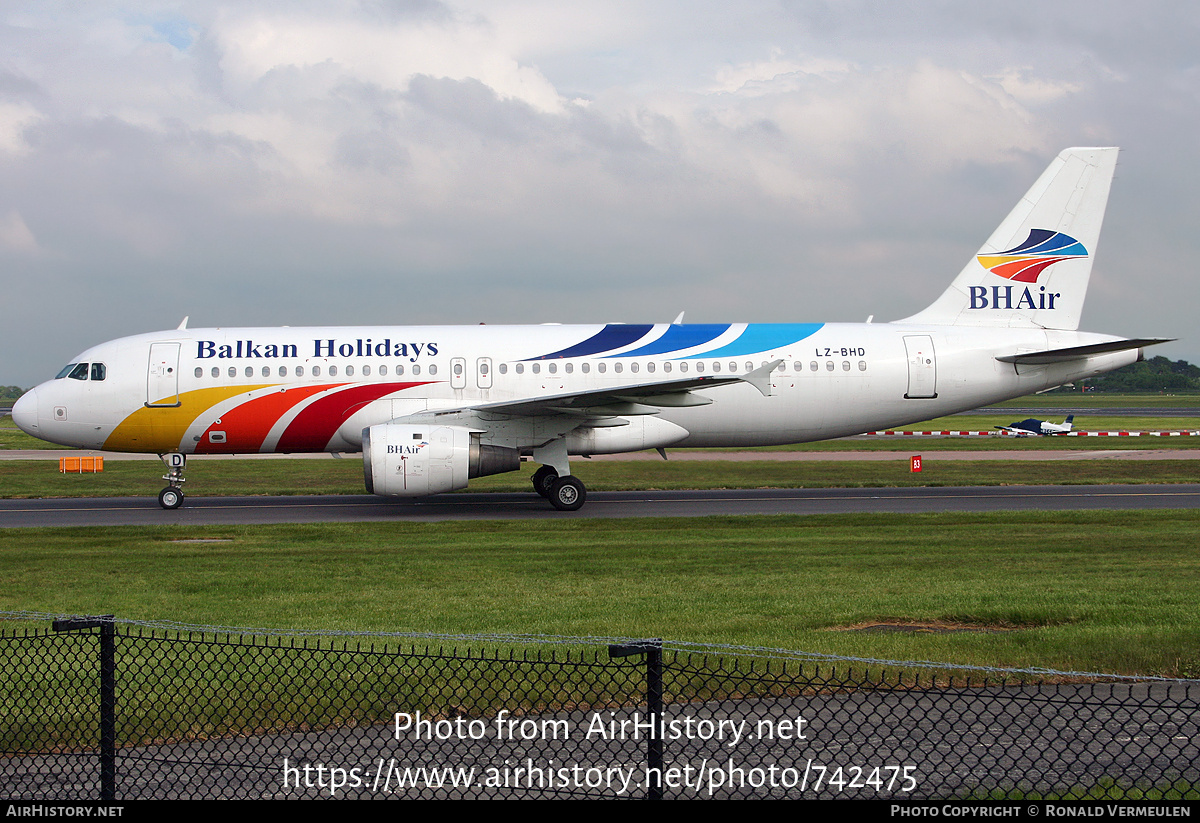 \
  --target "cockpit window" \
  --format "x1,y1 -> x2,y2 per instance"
67,363 -> 90,381
90,363 -> 106,381
56,363 -> 78,379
